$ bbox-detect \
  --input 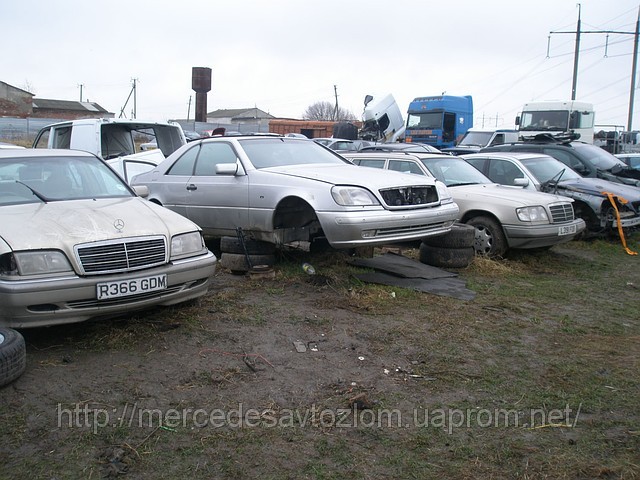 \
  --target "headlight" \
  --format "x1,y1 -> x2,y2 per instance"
331,186 -> 380,206
171,232 -> 206,259
436,181 -> 454,204
517,206 -> 549,222
12,251 -> 73,275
